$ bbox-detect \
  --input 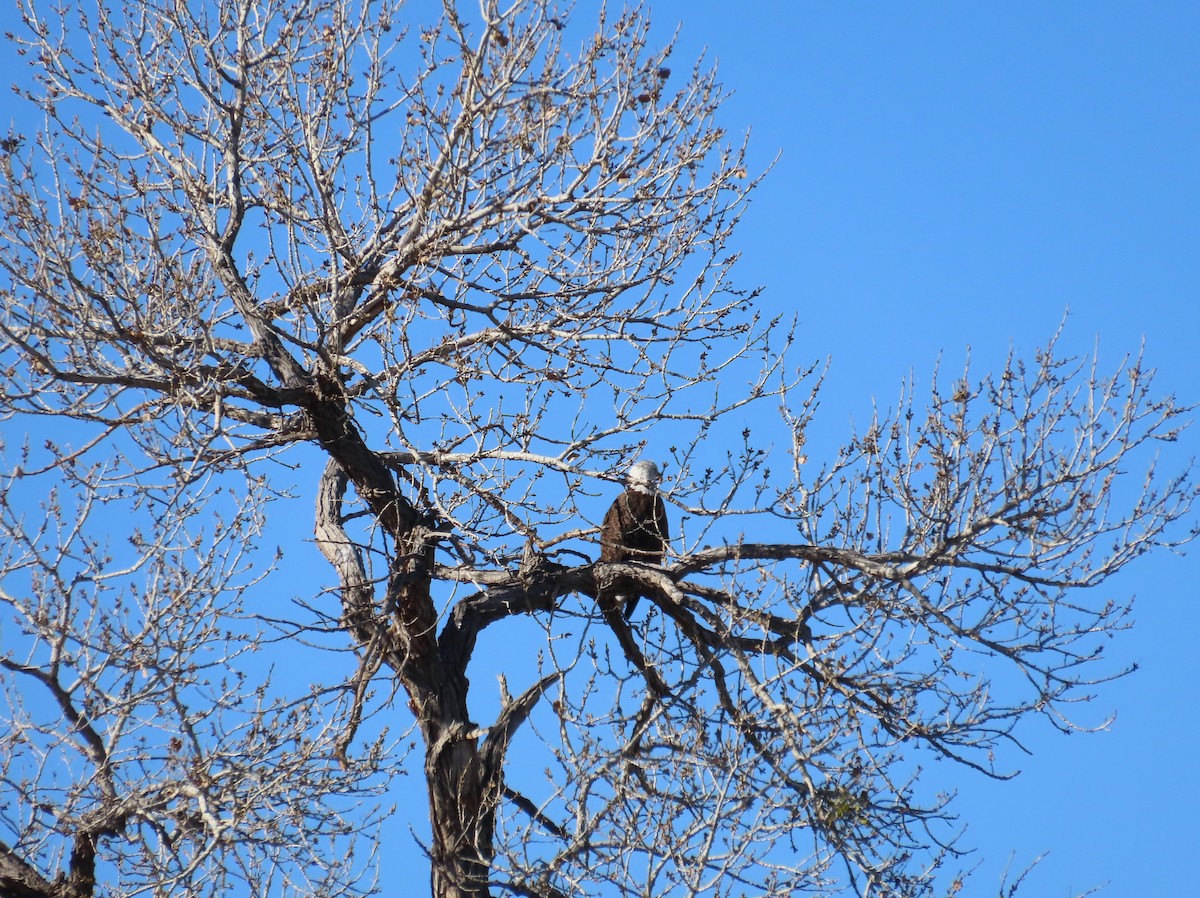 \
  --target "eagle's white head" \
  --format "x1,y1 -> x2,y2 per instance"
626,460 -> 662,494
